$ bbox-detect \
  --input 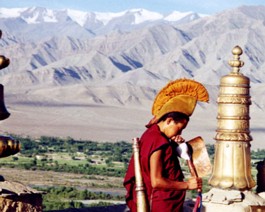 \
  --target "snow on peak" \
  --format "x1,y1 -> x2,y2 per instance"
0,6 -> 202,26
0,7 -> 26,18
66,9 -> 89,26
0,7 -> 58,24
43,9 -> 57,23
164,11 -> 196,22
94,11 -> 127,25
128,8 -> 163,24
22,7 -> 58,24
